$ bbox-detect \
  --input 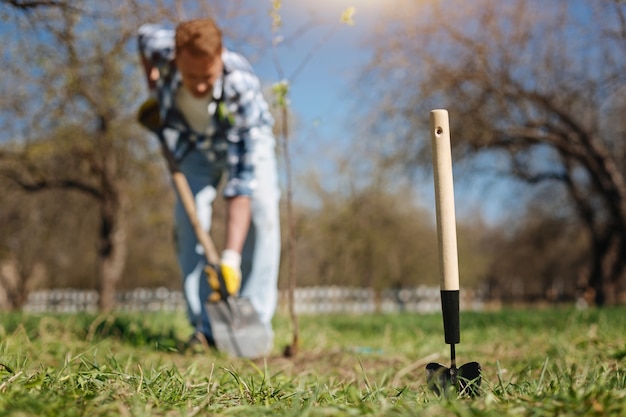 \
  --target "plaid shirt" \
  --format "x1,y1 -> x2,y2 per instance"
137,24 -> 275,197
